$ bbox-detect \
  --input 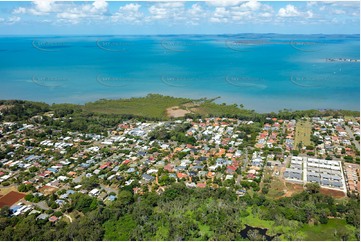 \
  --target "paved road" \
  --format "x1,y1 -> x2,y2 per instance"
302,157 -> 307,185
345,126 -> 360,151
